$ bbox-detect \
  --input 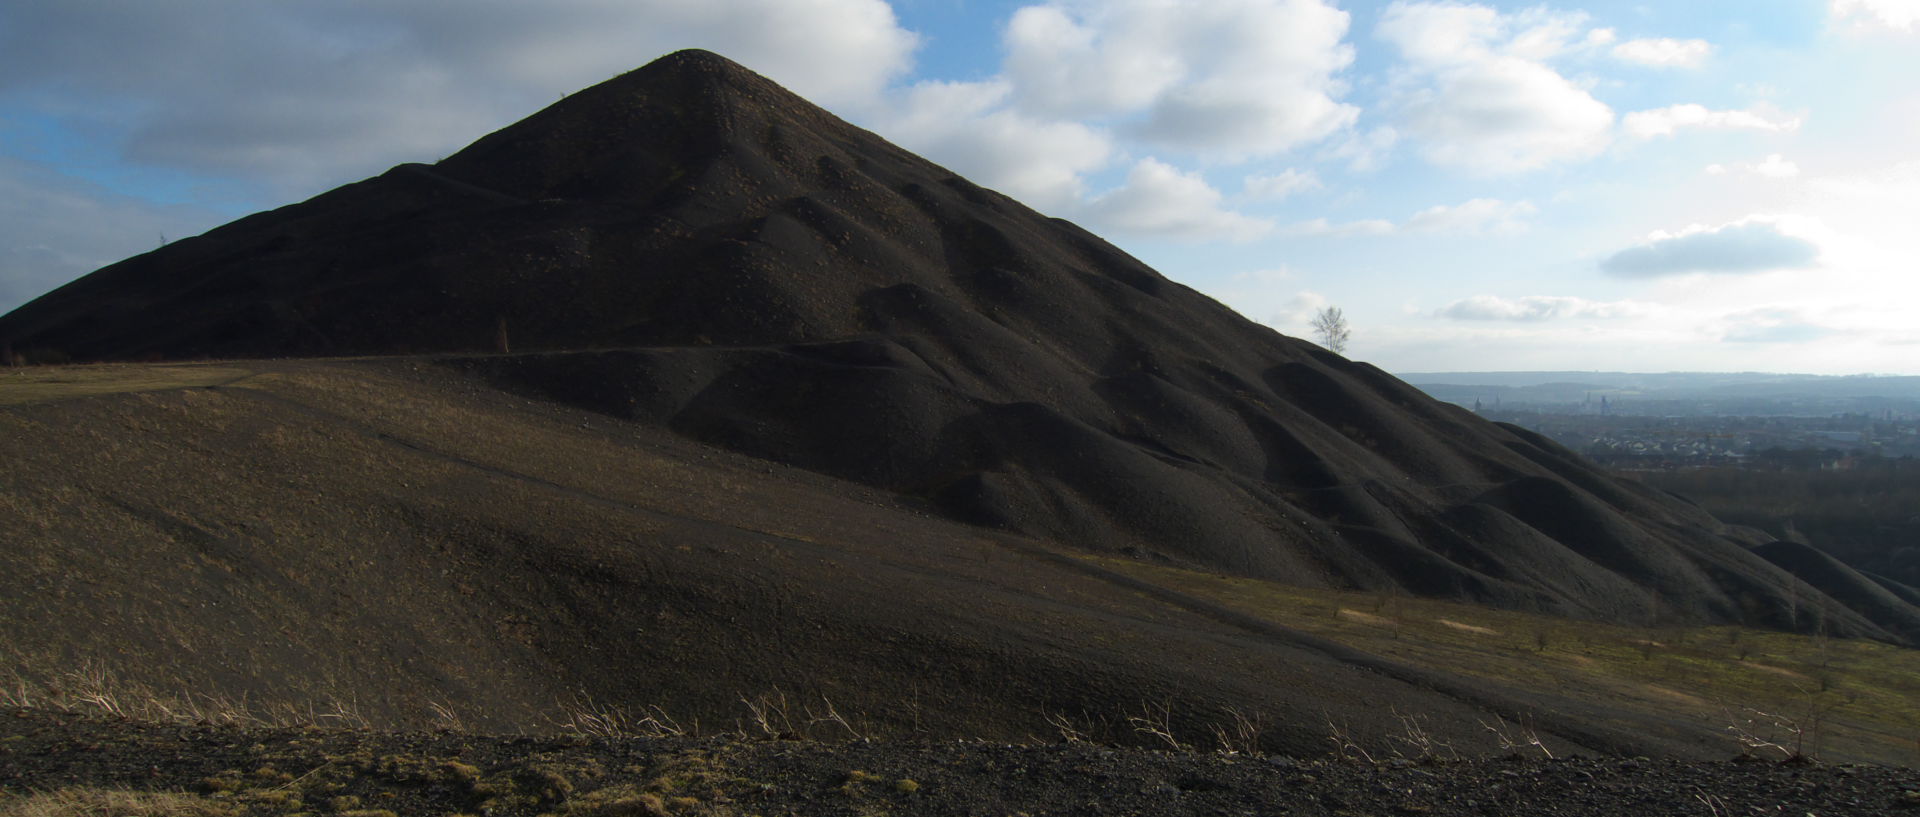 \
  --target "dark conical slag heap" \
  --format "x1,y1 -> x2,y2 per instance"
5,50 -> 1917,642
